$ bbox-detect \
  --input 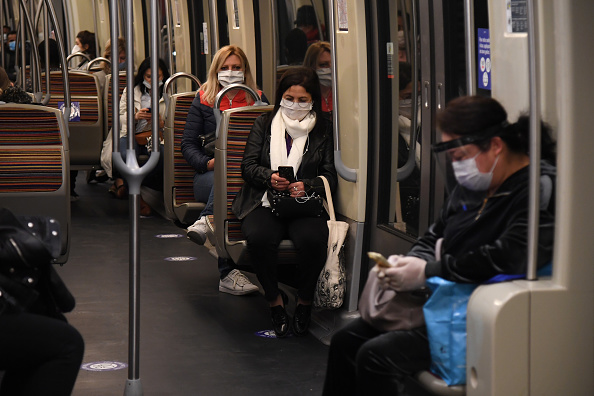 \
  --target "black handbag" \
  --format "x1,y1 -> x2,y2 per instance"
199,132 -> 216,156
0,208 -> 75,318
268,189 -> 326,218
